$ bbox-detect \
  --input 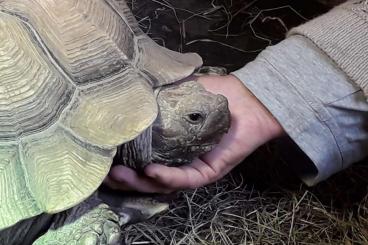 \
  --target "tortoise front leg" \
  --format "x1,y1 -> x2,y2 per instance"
33,194 -> 121,245
32,189 -> 169,245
